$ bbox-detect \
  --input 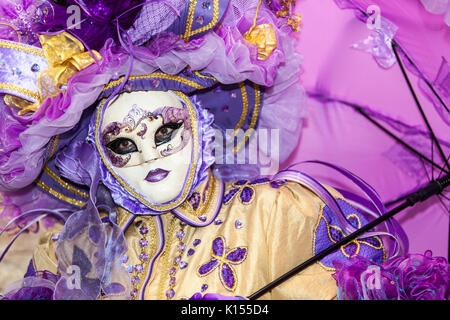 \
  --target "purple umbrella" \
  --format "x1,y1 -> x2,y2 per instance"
247,0 -> 450,299
283,0 -> 449,259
